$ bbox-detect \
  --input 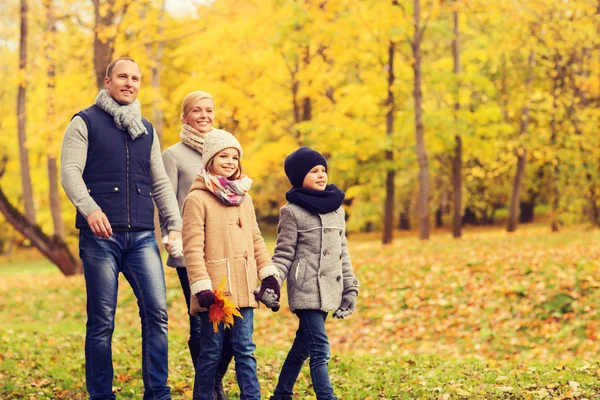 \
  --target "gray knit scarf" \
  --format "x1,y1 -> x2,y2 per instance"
95,89 -> 148,140
180,124 -> 208,153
